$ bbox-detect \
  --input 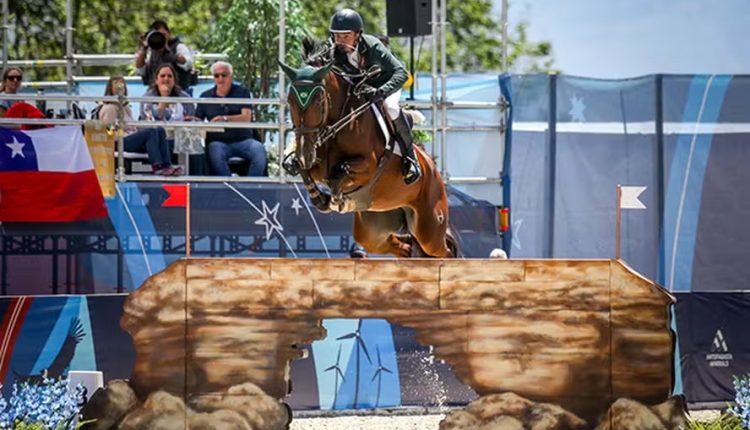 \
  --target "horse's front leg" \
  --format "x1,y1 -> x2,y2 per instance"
300,170 -> 331,213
